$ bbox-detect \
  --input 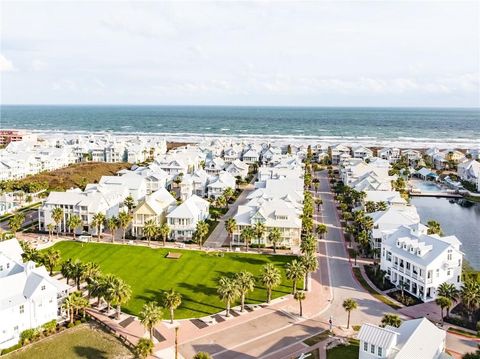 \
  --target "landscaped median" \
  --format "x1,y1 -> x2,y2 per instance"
48,241 -> 297,319
351,267 -> 401,310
